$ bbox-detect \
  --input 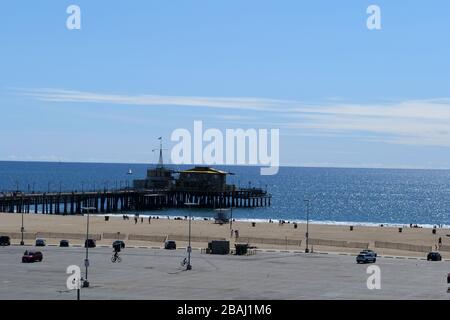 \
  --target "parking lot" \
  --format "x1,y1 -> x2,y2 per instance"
0,245 -> 449,299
